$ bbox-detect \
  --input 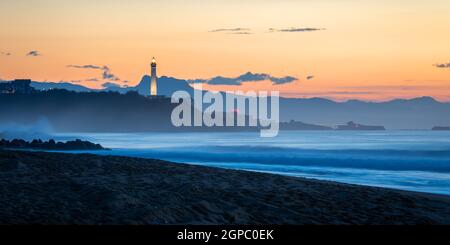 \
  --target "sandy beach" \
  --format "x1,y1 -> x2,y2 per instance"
0,150 -> 449,225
